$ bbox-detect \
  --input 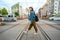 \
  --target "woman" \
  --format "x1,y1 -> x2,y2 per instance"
24,7 -> 38,34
